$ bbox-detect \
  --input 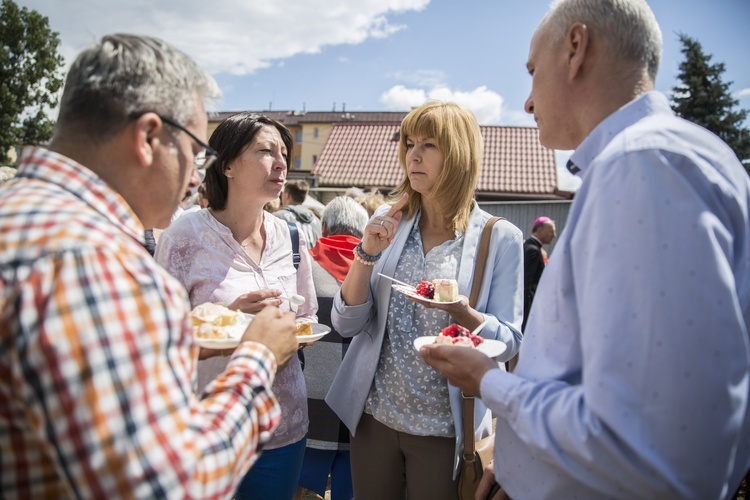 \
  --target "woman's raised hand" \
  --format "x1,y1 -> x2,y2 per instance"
360,193 -> 409,256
